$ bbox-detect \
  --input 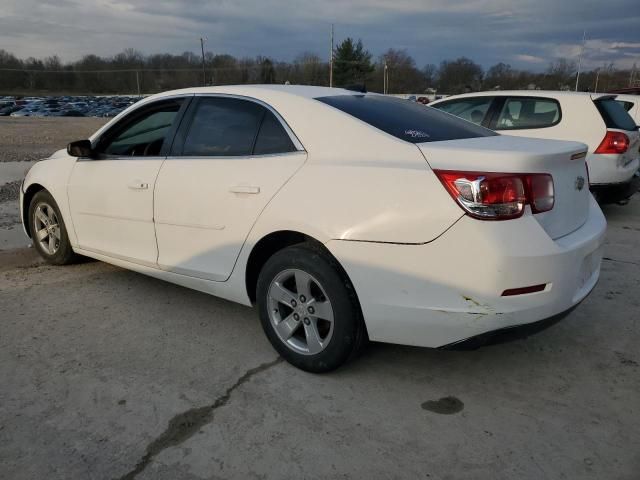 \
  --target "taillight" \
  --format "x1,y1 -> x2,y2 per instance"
594,131 -> 629,154
434,170 -> 554,220
525,174 -> 555,213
